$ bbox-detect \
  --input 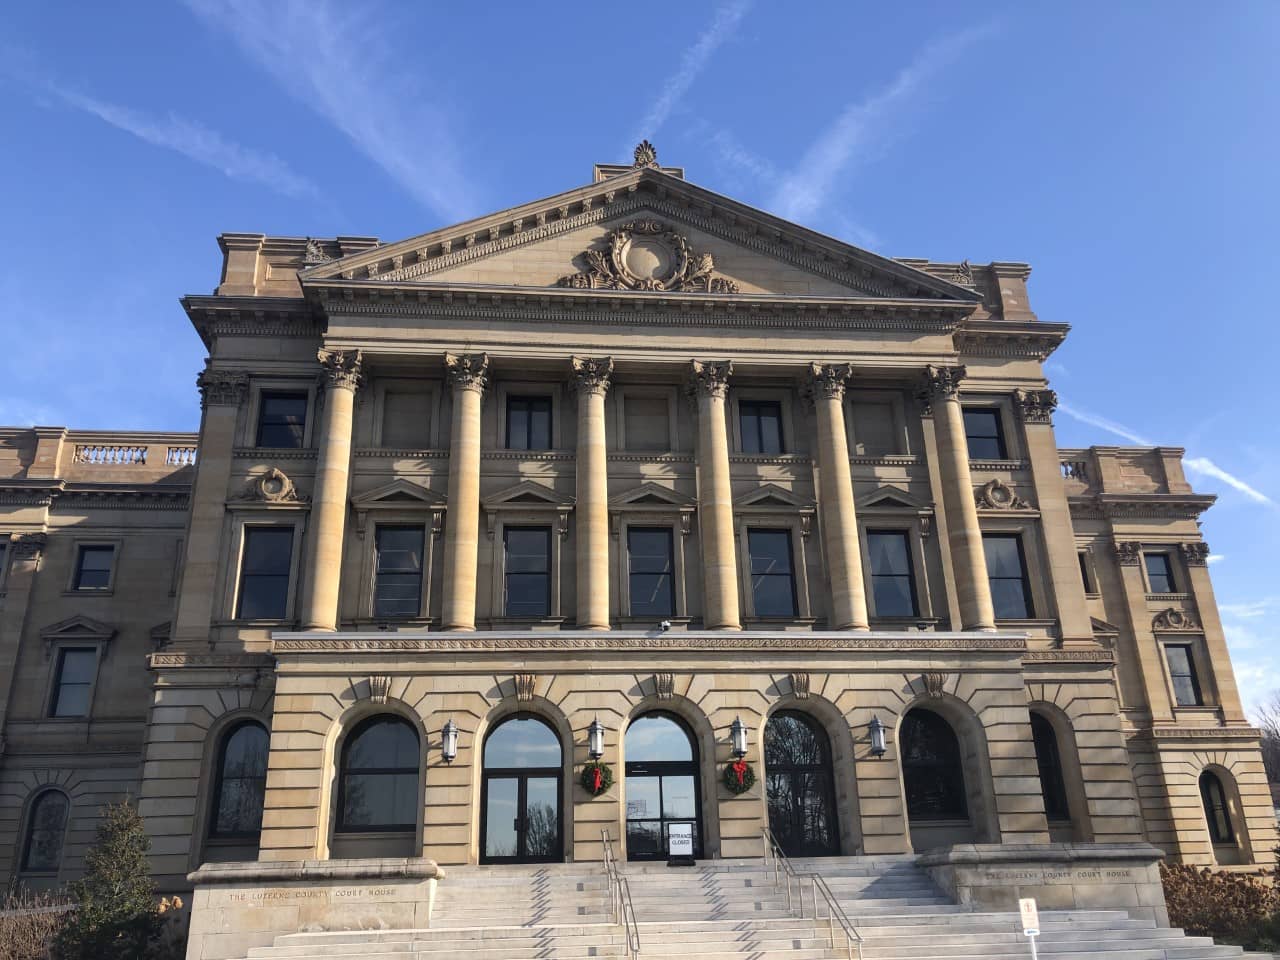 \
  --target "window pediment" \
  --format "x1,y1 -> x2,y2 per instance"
734,484 -> 815,514
351,479 -> 446,508
609,482 -> 696,511
857,485 -> 932,513
483,481 -> 575,510
40,615 -> 115,658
